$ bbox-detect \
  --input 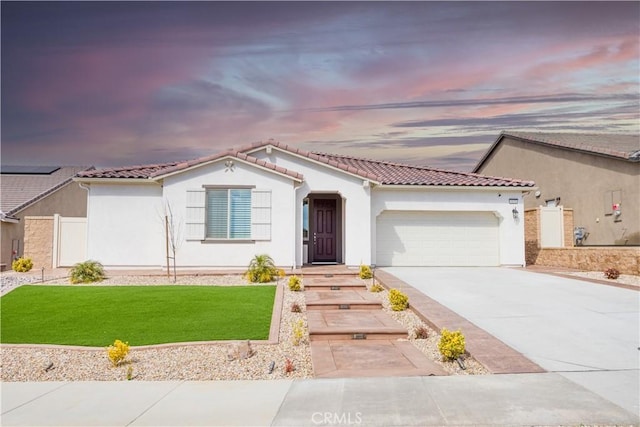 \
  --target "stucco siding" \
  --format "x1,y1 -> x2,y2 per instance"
251,148 -> 372,266
371,187 -> 526,266
477,137 -> 640,245
86,184 -> 164,267
162,160 -> 296,268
